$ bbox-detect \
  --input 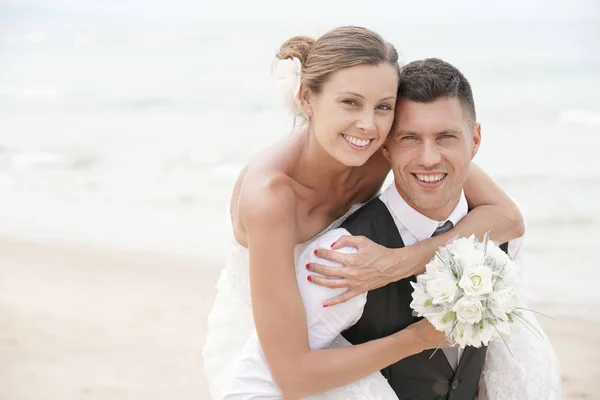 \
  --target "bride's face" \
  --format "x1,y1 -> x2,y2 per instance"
304,64 -> 398,166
